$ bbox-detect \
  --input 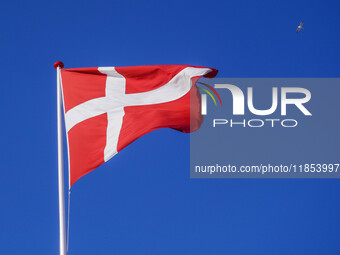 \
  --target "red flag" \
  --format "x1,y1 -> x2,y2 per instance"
61,65 -> 217,186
